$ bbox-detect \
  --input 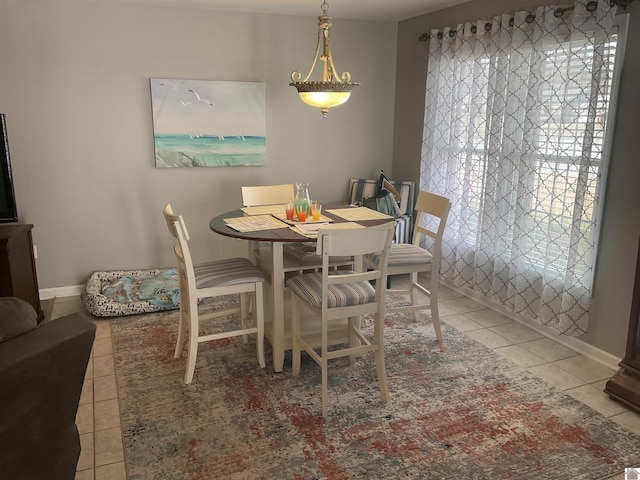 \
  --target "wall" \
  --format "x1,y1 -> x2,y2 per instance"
0,2 -> 397,289
394,0 -> 640,357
